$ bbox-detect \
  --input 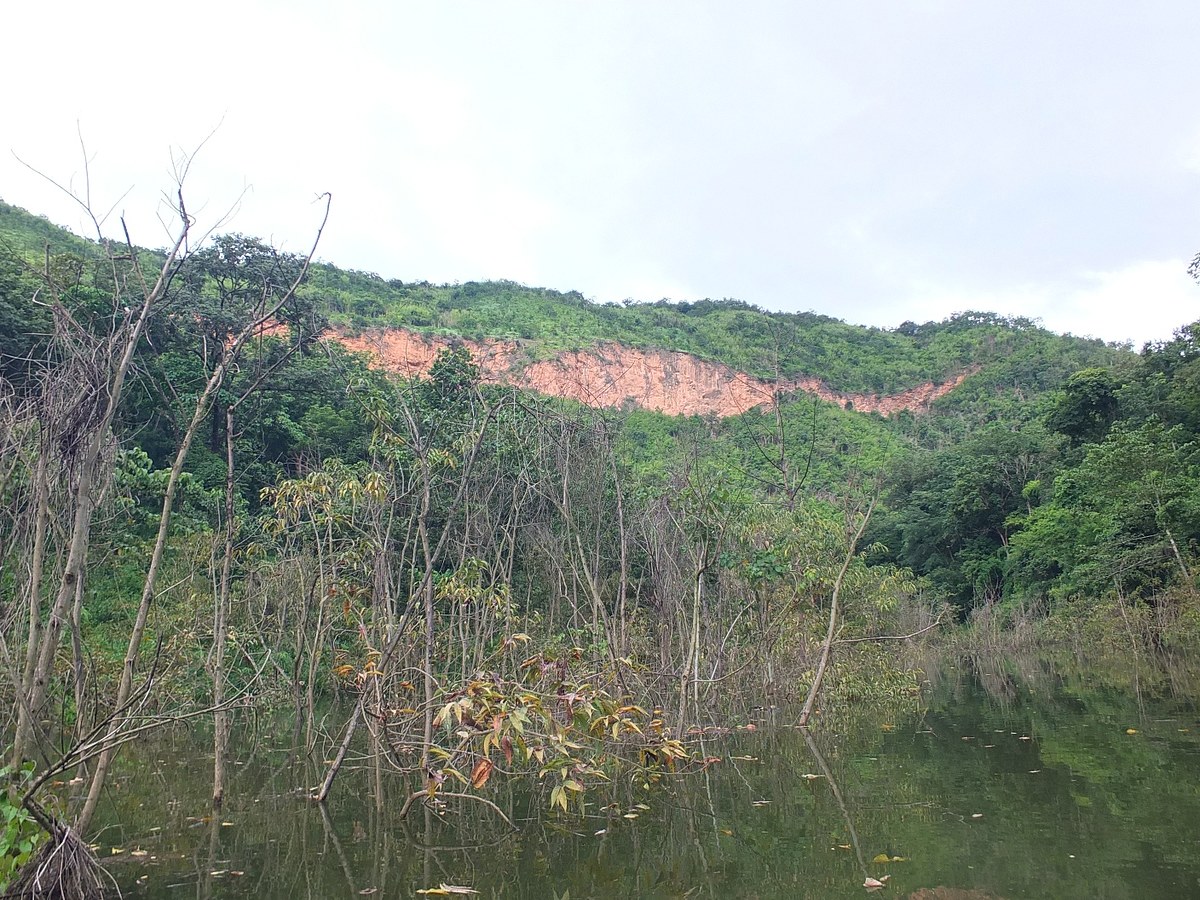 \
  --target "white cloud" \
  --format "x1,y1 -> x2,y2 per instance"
1053,260 -> 1198,346
877,259 -> 1198,346
4,0 -> 1200,349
